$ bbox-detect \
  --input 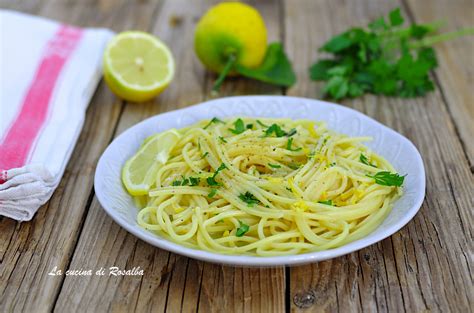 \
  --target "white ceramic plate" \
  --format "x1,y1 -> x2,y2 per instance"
94,96 -> 425,266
